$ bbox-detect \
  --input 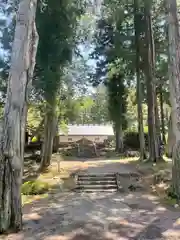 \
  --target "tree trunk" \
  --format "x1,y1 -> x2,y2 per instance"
115,124 -> 123,153
0,0 -> 38,233
115,128 -> 120,152
40,98 -> 56,170
53,136 -> 59,153
166,0 -> 180,198
166,113 -> 175,158
144,0 -> 160,162
53,119 -> 59,153
159,87 -> 166,144
134,0 -> 146,160
155,91 -> 162,155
